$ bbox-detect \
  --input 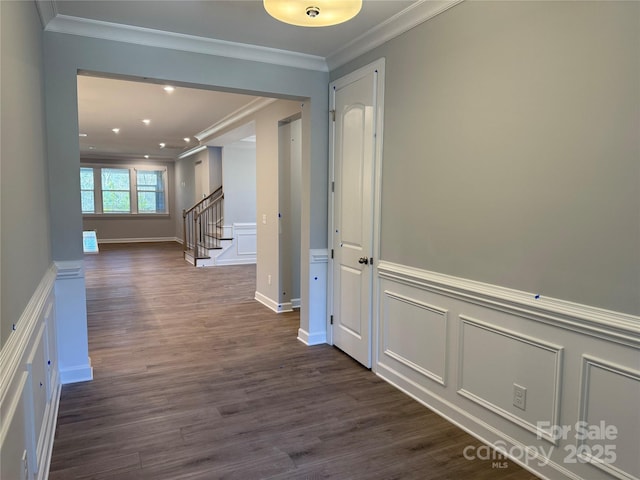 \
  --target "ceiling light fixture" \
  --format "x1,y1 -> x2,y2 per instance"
144,155 -> 150,159
163,86 -> 175,93
112,128 -> 120,134
79,133 -> 87,137
184,137 -> 190,143
159,143 -> 166,148
142,119 -> 151,125
263,0 -> 362,27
